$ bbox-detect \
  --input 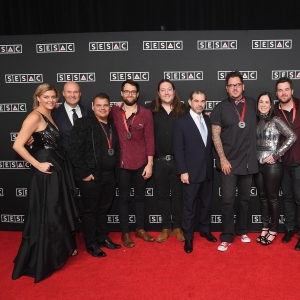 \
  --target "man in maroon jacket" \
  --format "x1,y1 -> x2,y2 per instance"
274,77 -> 300,251
111,80 -> 155,248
